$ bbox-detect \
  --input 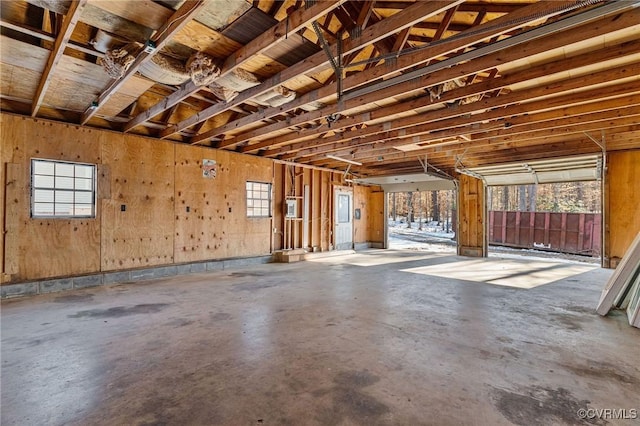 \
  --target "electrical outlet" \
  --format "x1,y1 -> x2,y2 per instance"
120,204 -> 126,212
